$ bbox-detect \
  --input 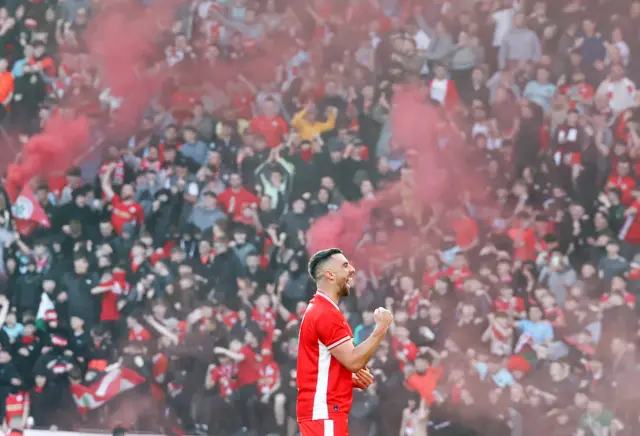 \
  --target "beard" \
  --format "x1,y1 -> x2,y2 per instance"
338,280 -> 350,298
